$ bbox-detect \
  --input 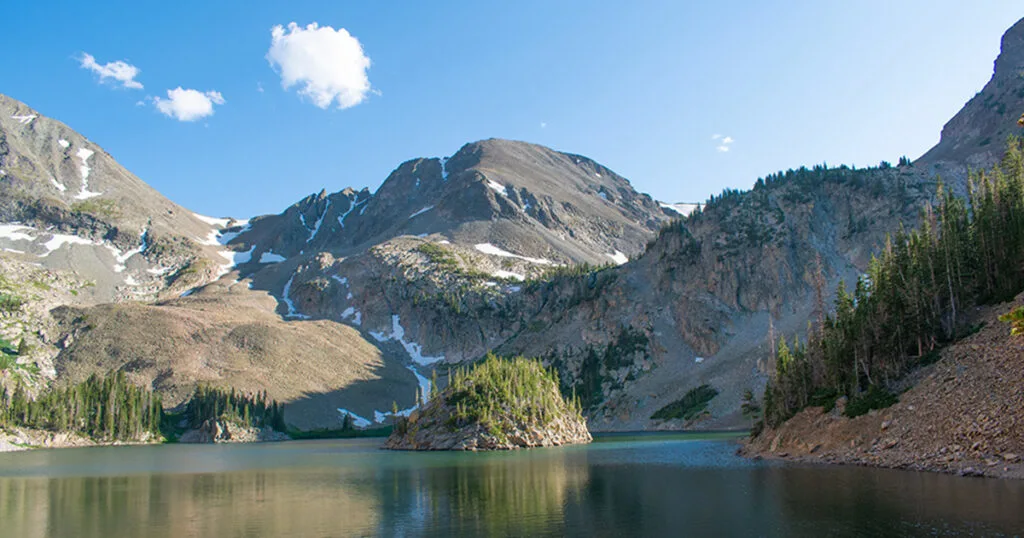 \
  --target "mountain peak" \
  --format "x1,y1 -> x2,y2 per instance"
916,17 -> 1024,177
